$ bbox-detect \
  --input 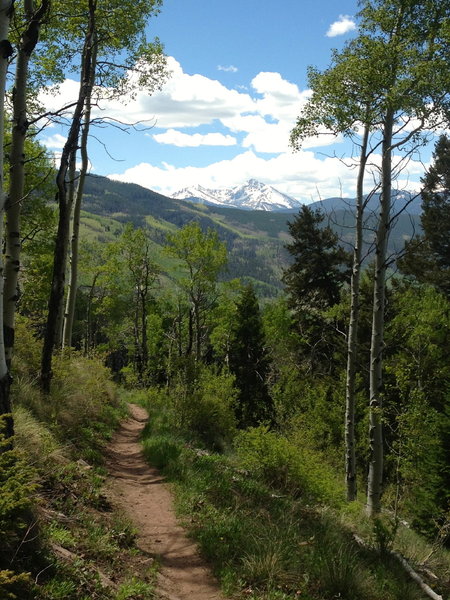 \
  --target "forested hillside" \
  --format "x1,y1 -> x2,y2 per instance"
80,173 -> 421,296
2,1 -> 450,600
82,174 -> 291,296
